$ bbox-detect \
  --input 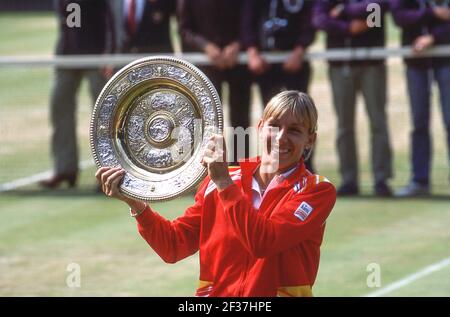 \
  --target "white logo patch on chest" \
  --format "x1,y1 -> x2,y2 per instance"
294,201 -> 314,221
